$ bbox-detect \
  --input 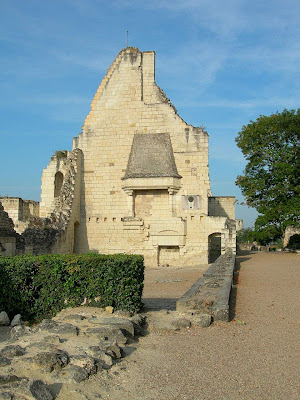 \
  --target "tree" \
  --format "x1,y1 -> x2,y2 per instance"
236,228 -> 256,244
235,109 -> 300,243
